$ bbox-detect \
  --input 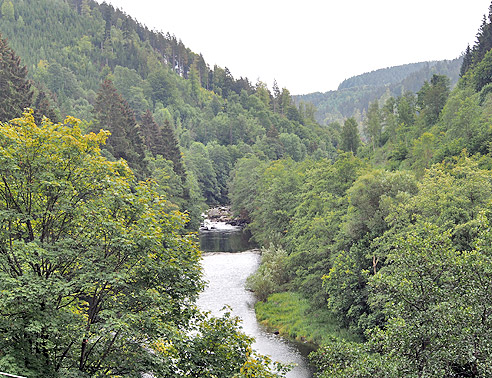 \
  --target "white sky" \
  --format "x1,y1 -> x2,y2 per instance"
97,0 -> 492,95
